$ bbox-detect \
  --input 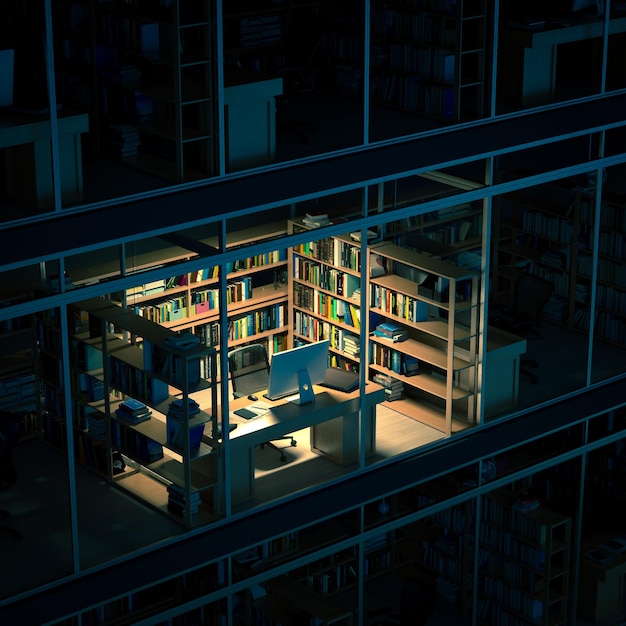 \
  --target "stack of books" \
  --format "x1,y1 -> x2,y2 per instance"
342,334 -> 360,357
164,331 -> 201,350
167,483 -> 201,517
373,372 -> 404,401
106,123 -> 140,158
115,398 -> 152,425
373,322 -> 408,342
513,495 -> 540,512
167,398 -> 203,450
302,212 -> 330,228
168,397 -> 201,418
